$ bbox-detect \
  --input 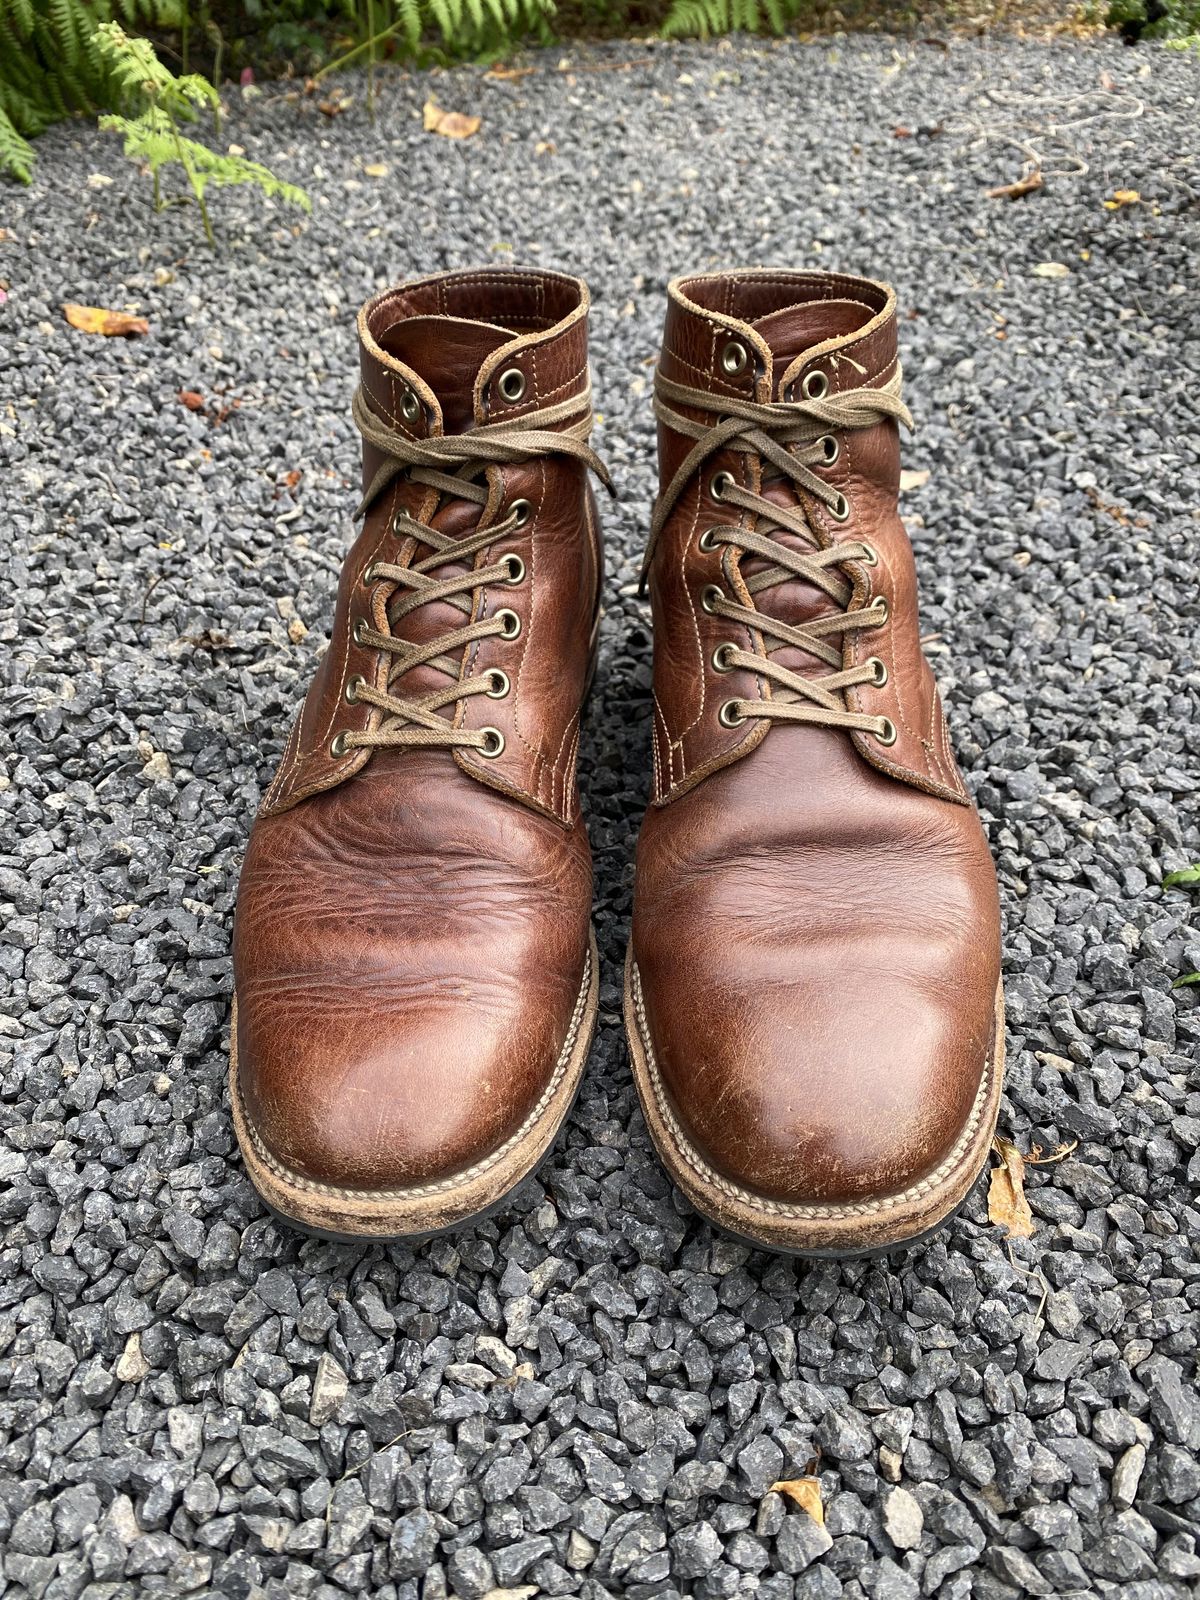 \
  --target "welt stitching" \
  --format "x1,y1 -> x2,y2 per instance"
632,962 -> 996,1221
240,948 -> 592,1202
